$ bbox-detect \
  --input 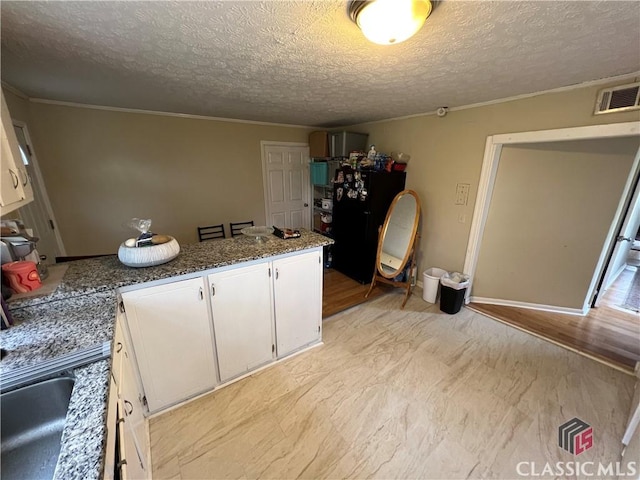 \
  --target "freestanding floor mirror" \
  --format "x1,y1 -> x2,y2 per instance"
365,189 -> 421,309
